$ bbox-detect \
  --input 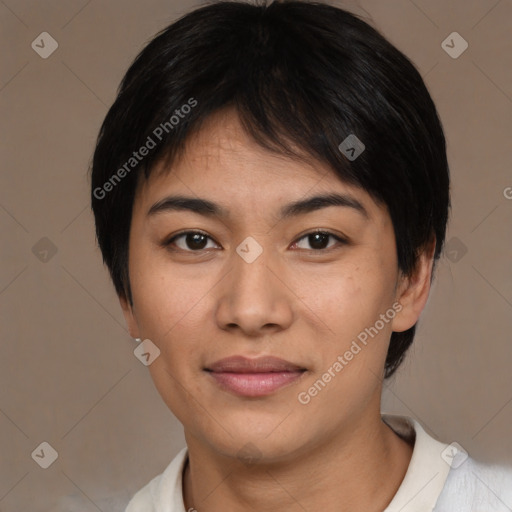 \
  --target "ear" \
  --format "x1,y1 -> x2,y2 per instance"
391,237 -> 436,332
119,294 -> 141,339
